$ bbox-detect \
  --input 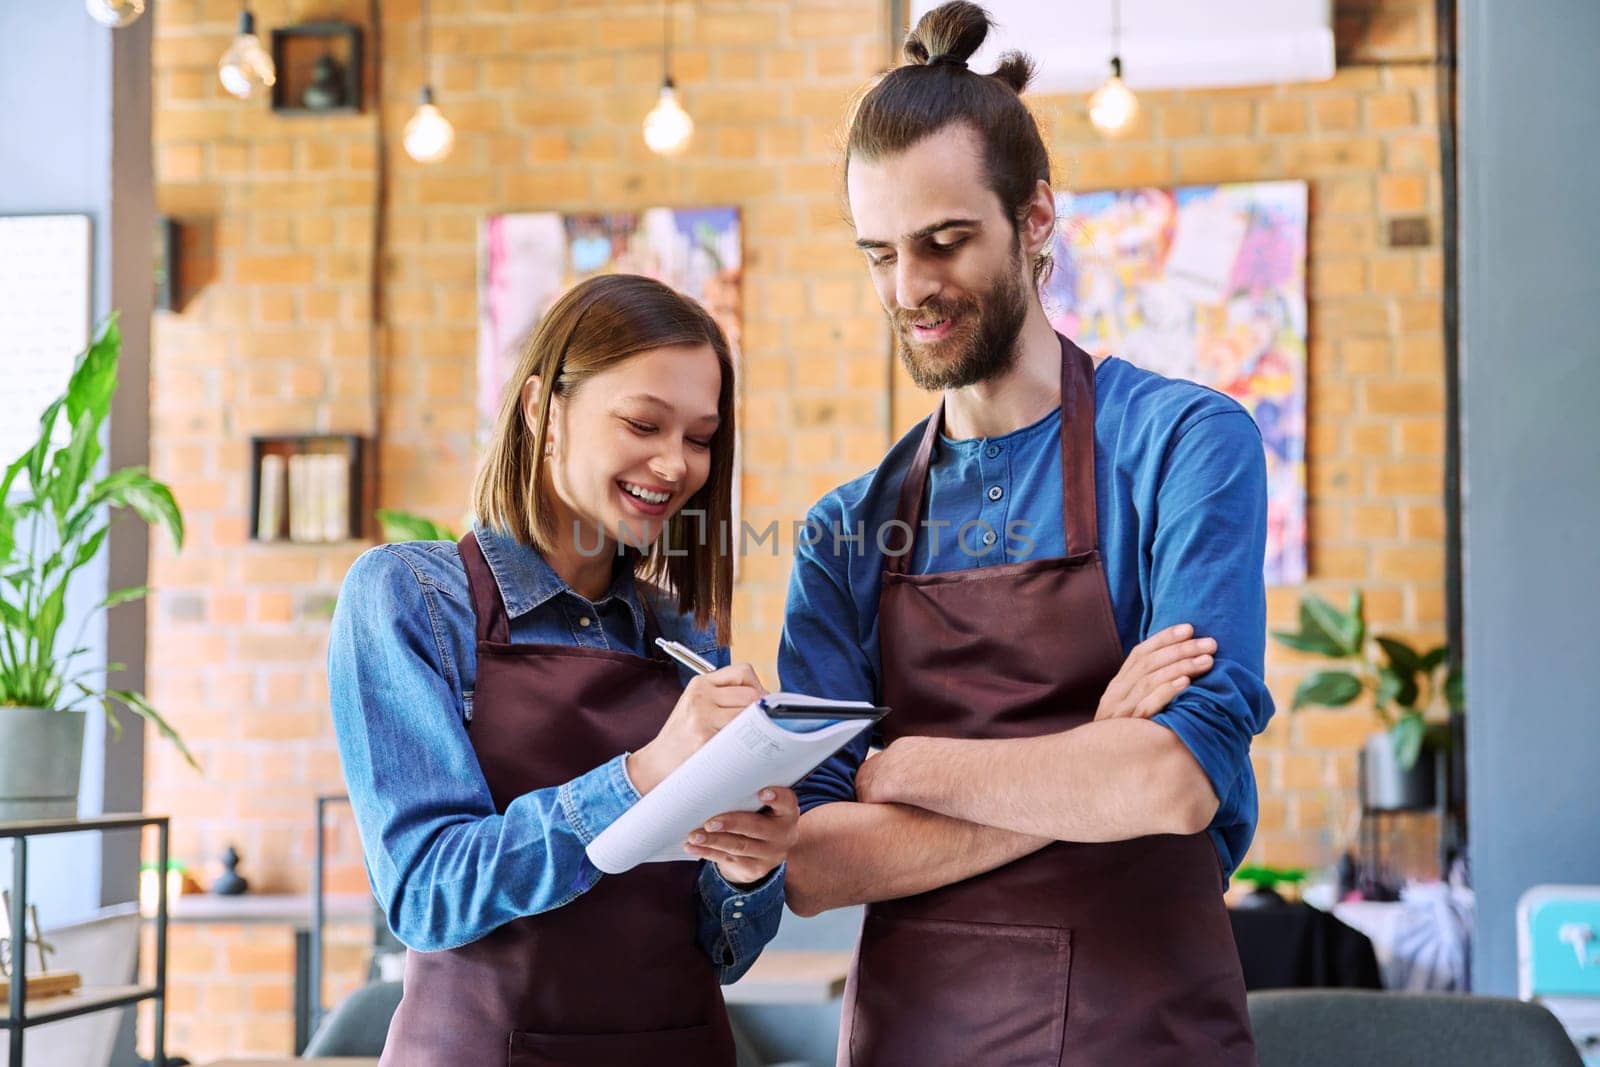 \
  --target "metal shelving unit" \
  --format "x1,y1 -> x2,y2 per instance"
1,813 -> 169,1065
